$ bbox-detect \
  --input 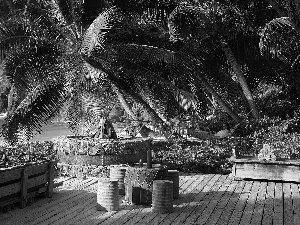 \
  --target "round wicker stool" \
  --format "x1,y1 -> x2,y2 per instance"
152,180 -> 173,213
96,178 -> 119,211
